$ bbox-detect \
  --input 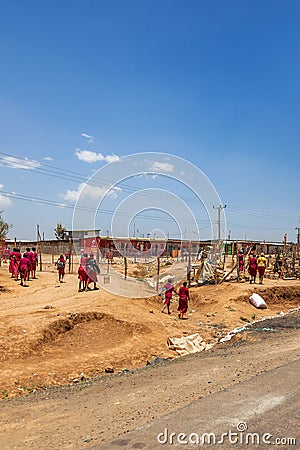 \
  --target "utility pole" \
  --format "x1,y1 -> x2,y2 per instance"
213,205 -> 226,242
